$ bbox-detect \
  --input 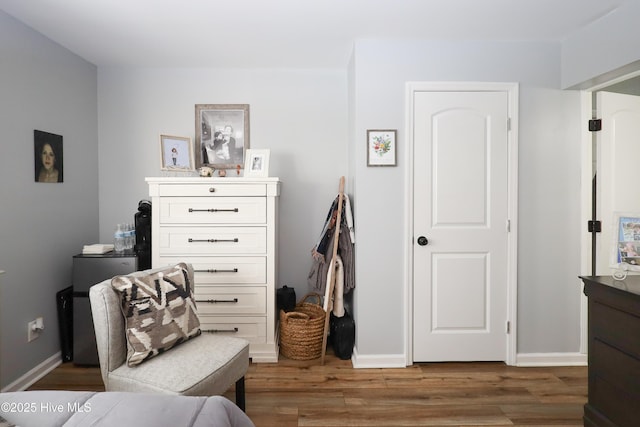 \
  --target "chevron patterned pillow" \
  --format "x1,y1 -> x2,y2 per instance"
111,263 -> 201,366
